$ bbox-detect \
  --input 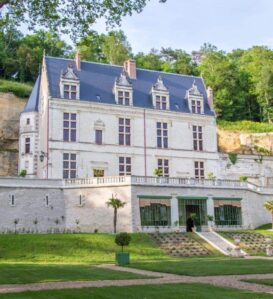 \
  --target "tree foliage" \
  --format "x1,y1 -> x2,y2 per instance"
0,0 -> 165,41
